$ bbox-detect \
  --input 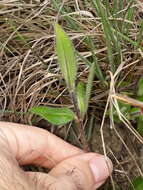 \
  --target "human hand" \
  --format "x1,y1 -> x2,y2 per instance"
0,122 -> 113,190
